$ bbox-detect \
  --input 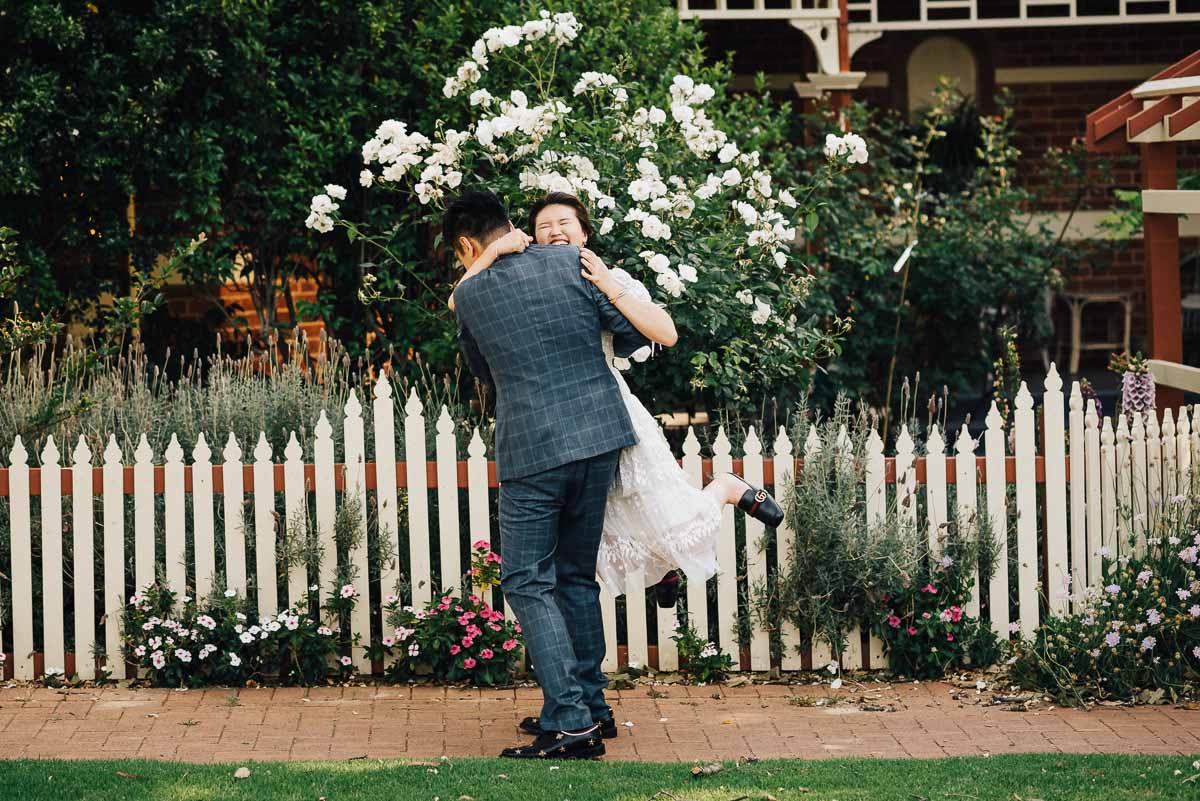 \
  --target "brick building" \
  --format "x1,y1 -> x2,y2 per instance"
685,0 -> 1200,374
